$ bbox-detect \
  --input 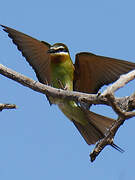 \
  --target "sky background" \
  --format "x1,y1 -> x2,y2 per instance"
0,0 -> 135,179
